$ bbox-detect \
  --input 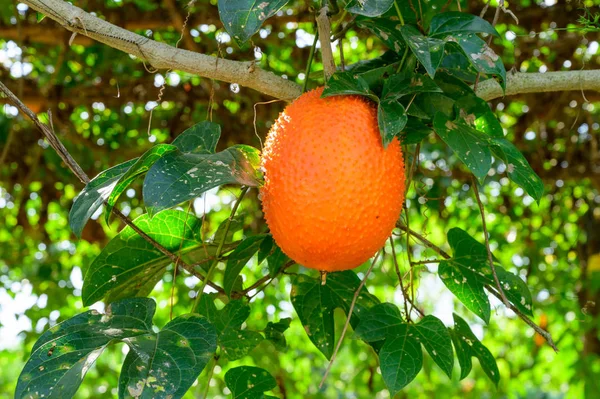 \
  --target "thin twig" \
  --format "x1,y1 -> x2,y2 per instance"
396,221 -> 451,259
319,251 -> 382,388
389,236 -> 425,319
316,5 -> 336,79
471,177 -> 511,308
